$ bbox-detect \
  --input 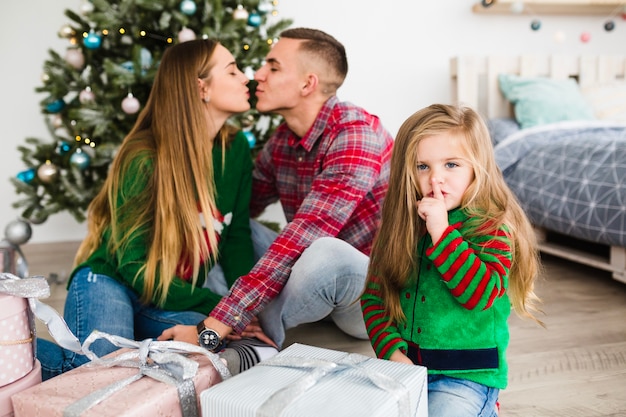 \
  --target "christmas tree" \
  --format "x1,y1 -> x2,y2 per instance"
11,0 -> 292,225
